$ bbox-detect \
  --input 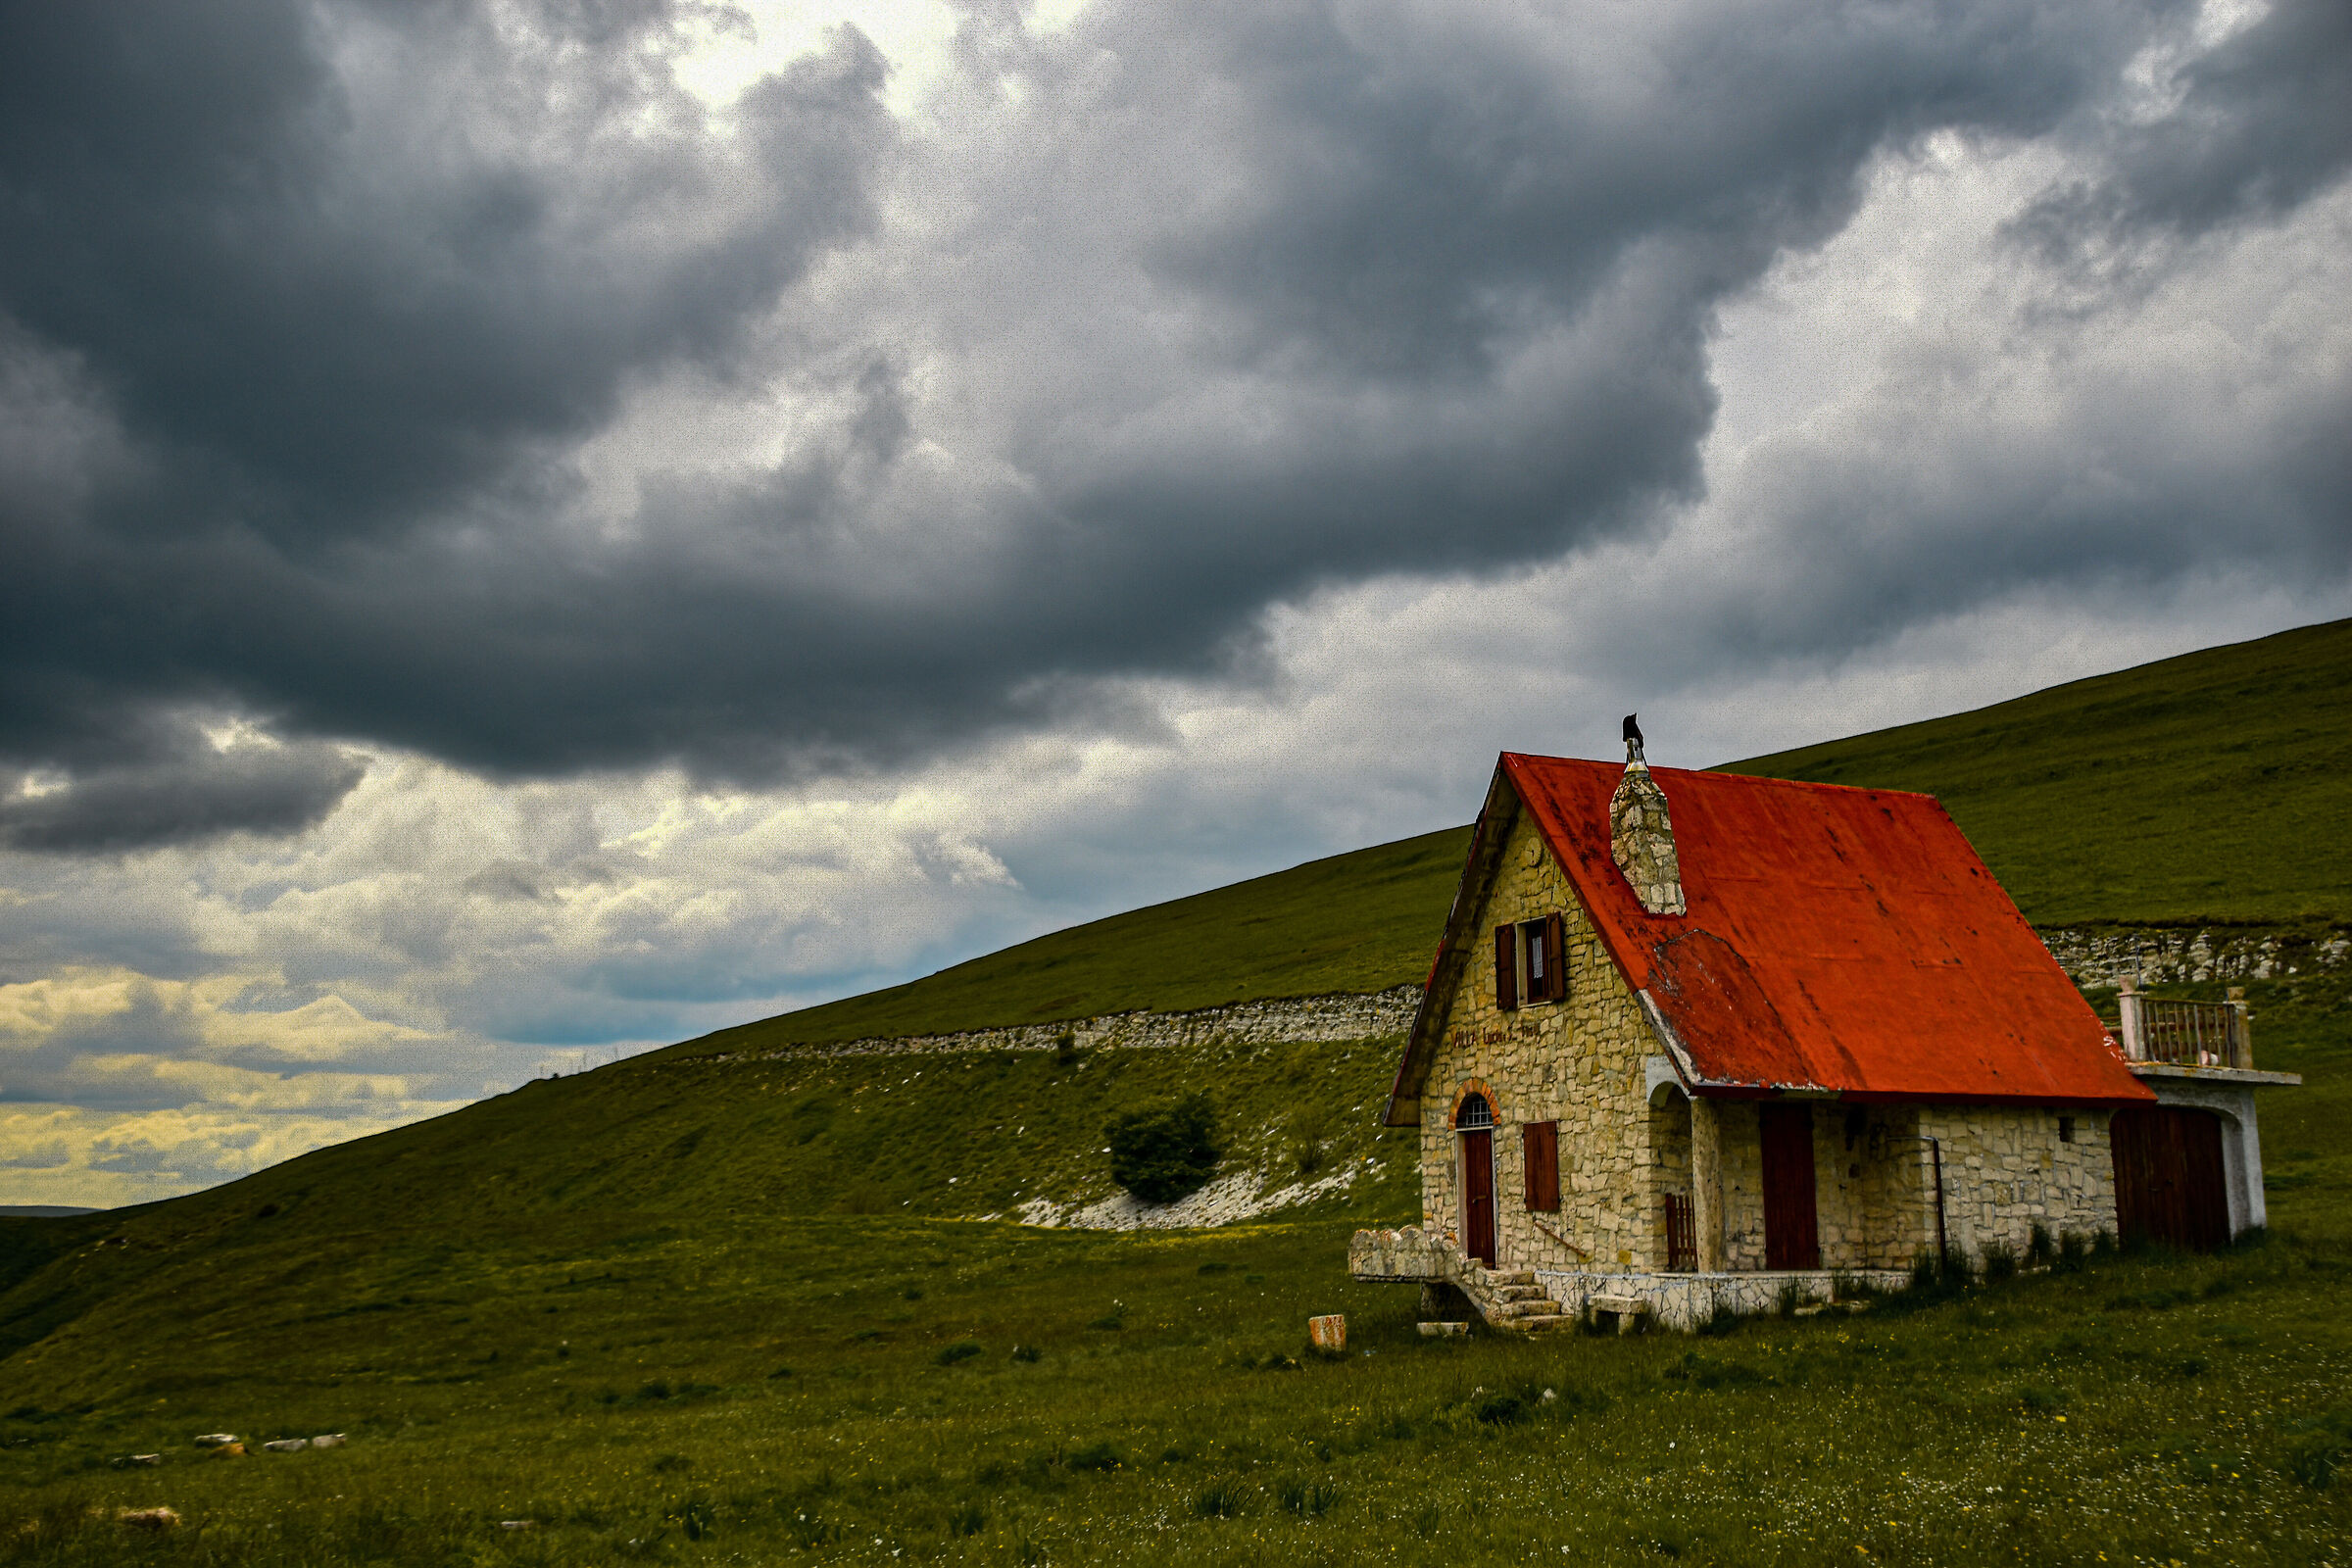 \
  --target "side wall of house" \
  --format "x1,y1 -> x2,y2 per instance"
1706,1102 -> 1937,1271
1918,1104 -> 2119,1261
1702,1102 -> 2116,1270
1417,808 -> 1662,1273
